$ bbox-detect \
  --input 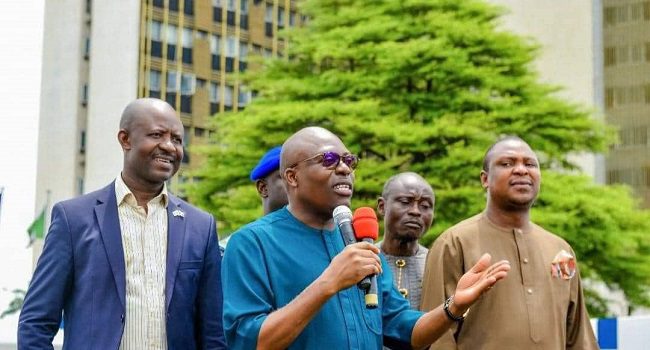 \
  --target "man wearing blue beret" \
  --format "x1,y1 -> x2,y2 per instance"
250,146 -> 288,215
